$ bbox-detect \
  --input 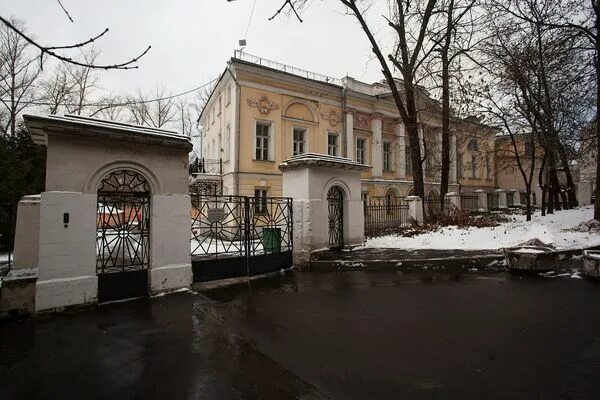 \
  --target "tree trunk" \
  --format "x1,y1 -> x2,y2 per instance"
595,27 -> 600,219
440,52 -> 451,208
525,189 -> 532,221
